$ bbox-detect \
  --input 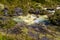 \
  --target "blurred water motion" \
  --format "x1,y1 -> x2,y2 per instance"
13,14 -> 49,25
